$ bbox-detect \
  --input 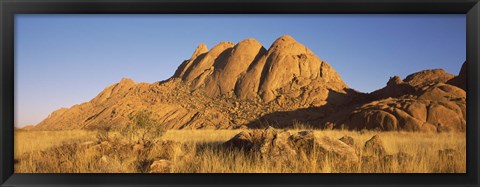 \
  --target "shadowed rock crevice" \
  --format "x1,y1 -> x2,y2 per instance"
447,61 -> 466,91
